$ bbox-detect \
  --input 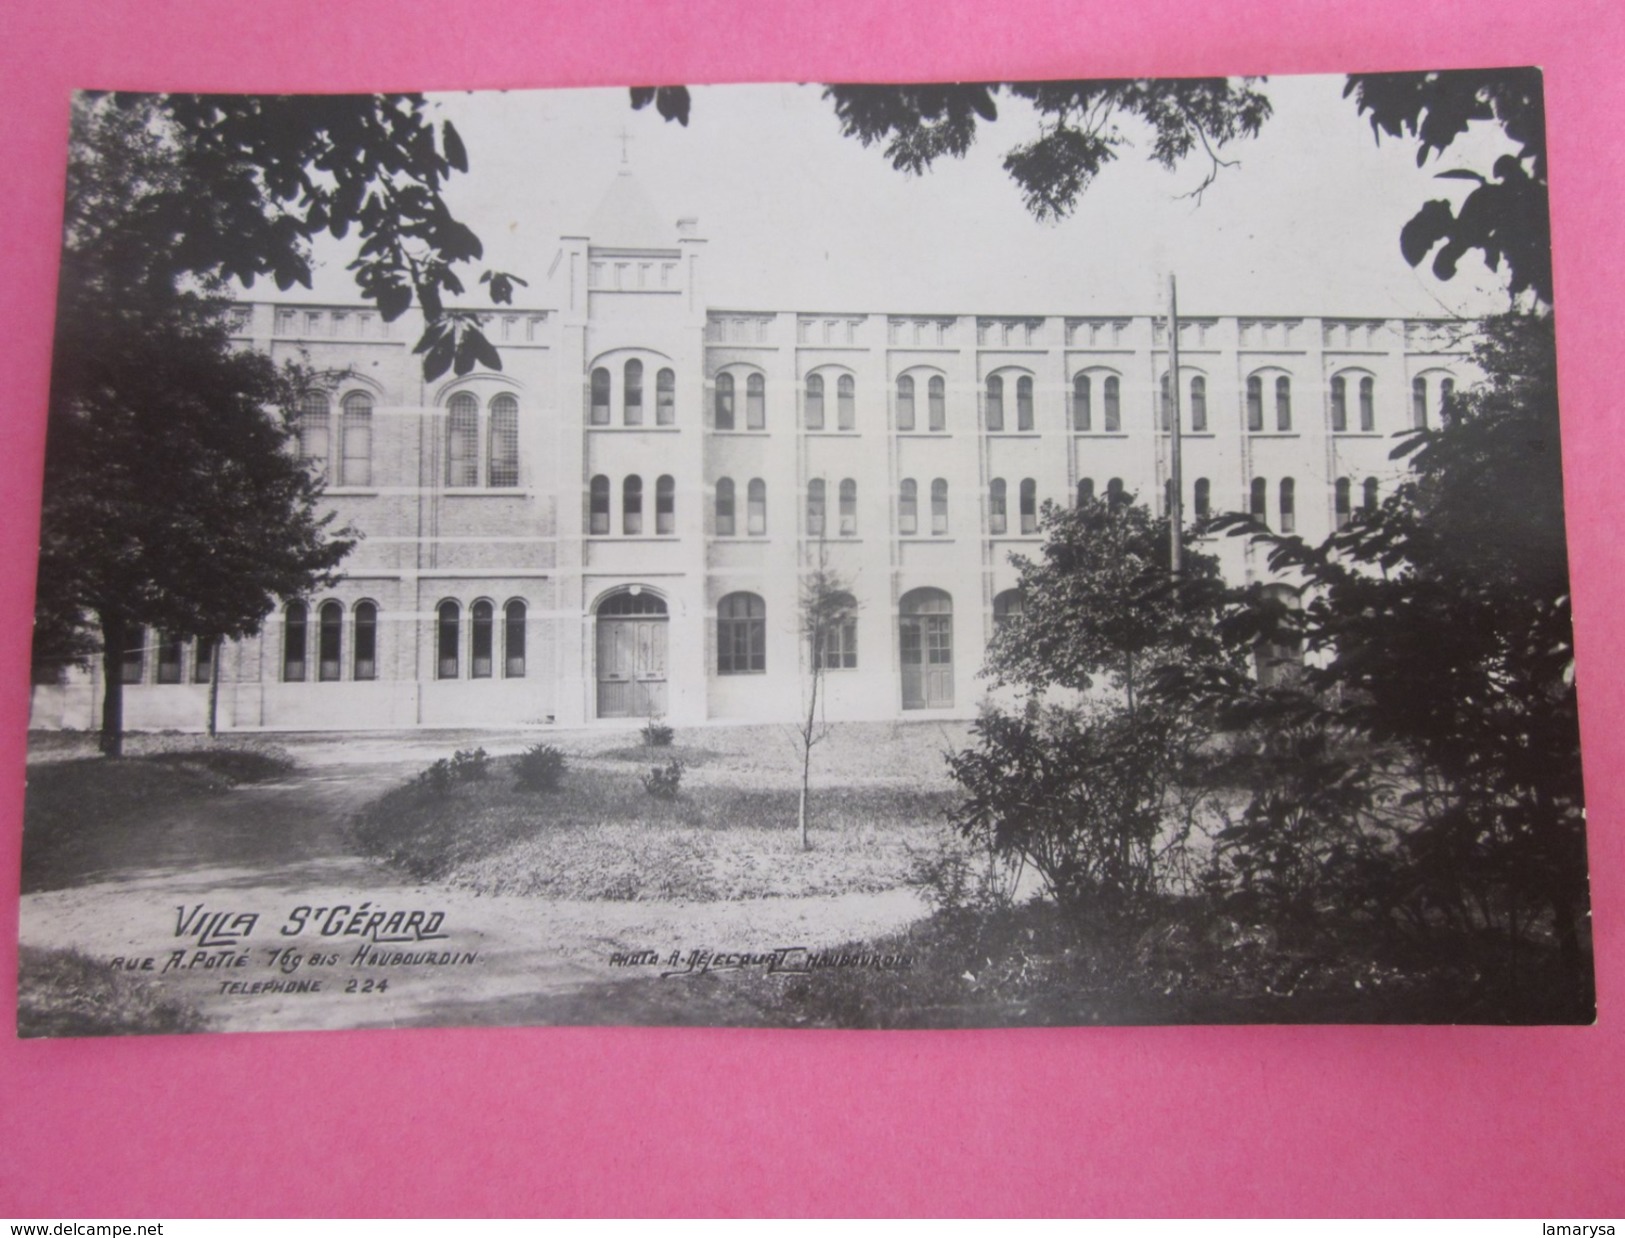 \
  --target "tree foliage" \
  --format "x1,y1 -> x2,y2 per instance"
83,90 -> 526,380
822,79 -> 1273,216
39,96 -> 356,755
985,496 -> 1234,710
1345,69 -> 1551,304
